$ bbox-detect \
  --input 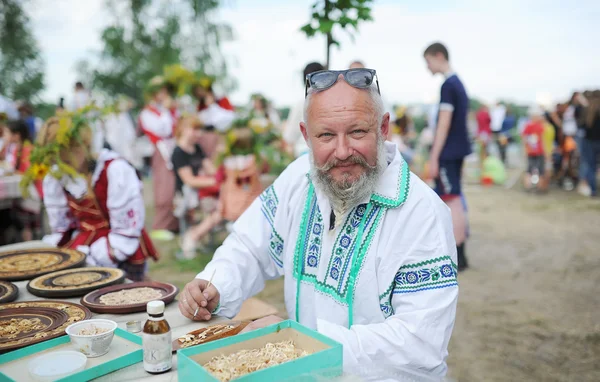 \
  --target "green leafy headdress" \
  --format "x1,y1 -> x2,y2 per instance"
19,104 -> 113,194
